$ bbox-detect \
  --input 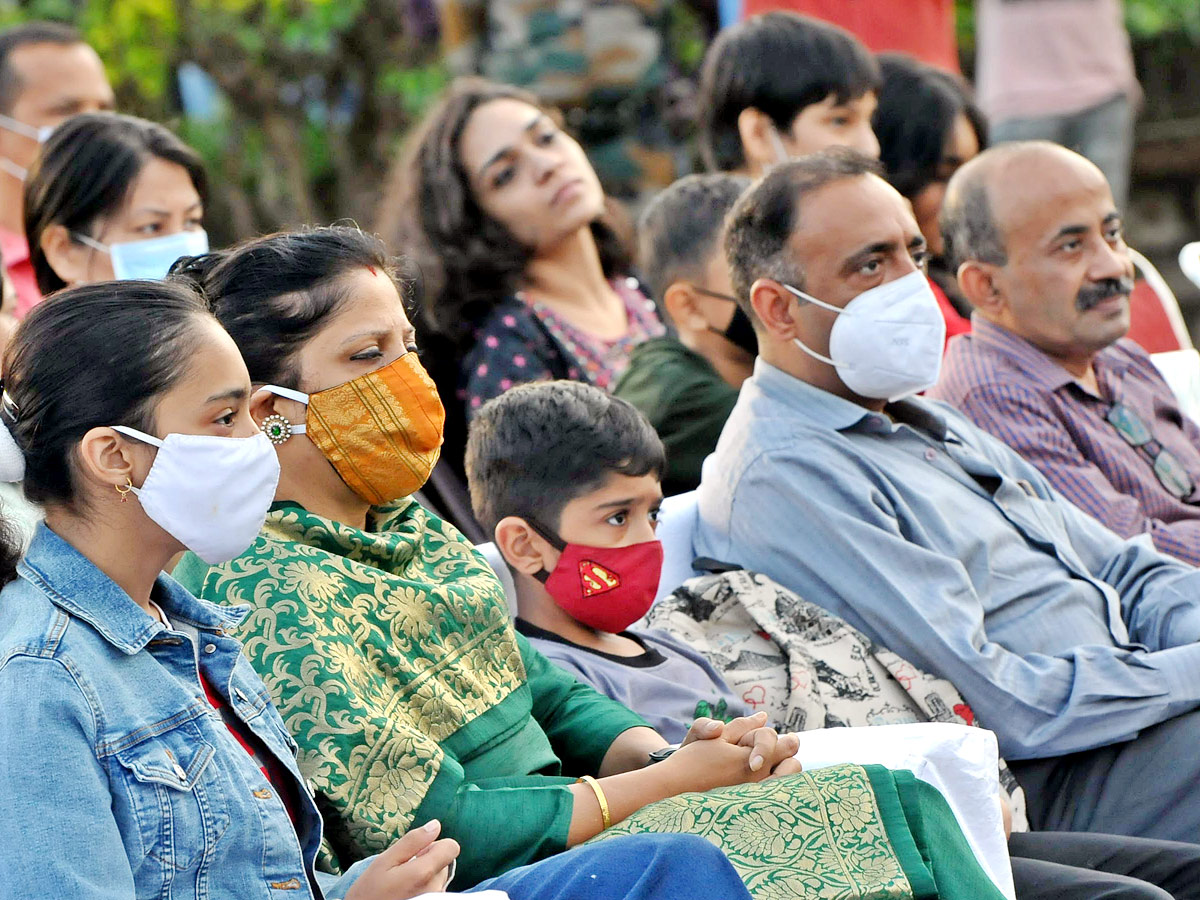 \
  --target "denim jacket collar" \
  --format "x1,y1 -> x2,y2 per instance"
18,523 -> 247,655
